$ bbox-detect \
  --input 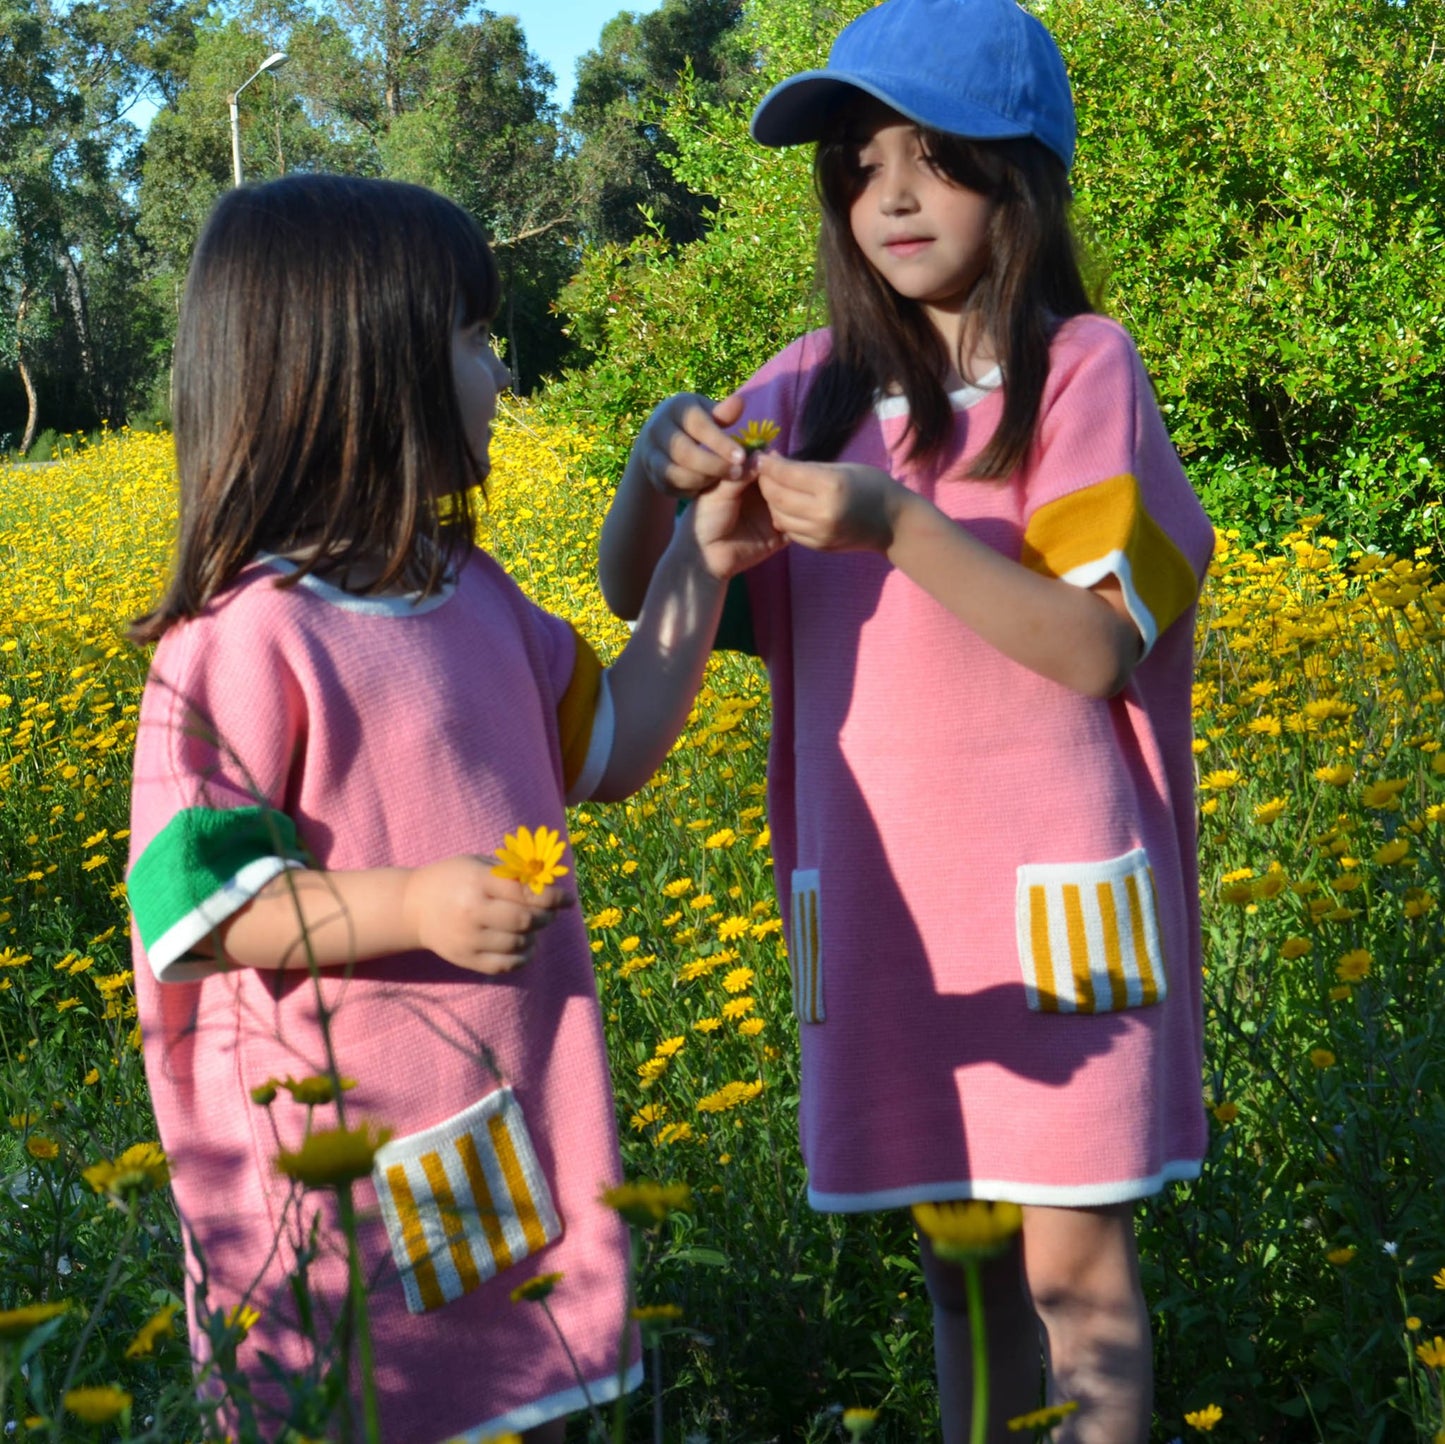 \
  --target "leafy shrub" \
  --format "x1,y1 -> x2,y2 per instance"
549,0 -> 1445,546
